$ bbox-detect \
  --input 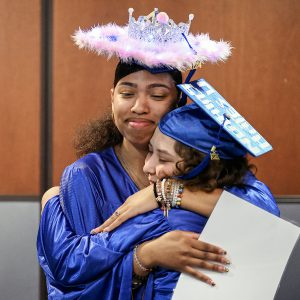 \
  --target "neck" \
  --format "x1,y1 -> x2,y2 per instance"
115,139 -> 149,189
